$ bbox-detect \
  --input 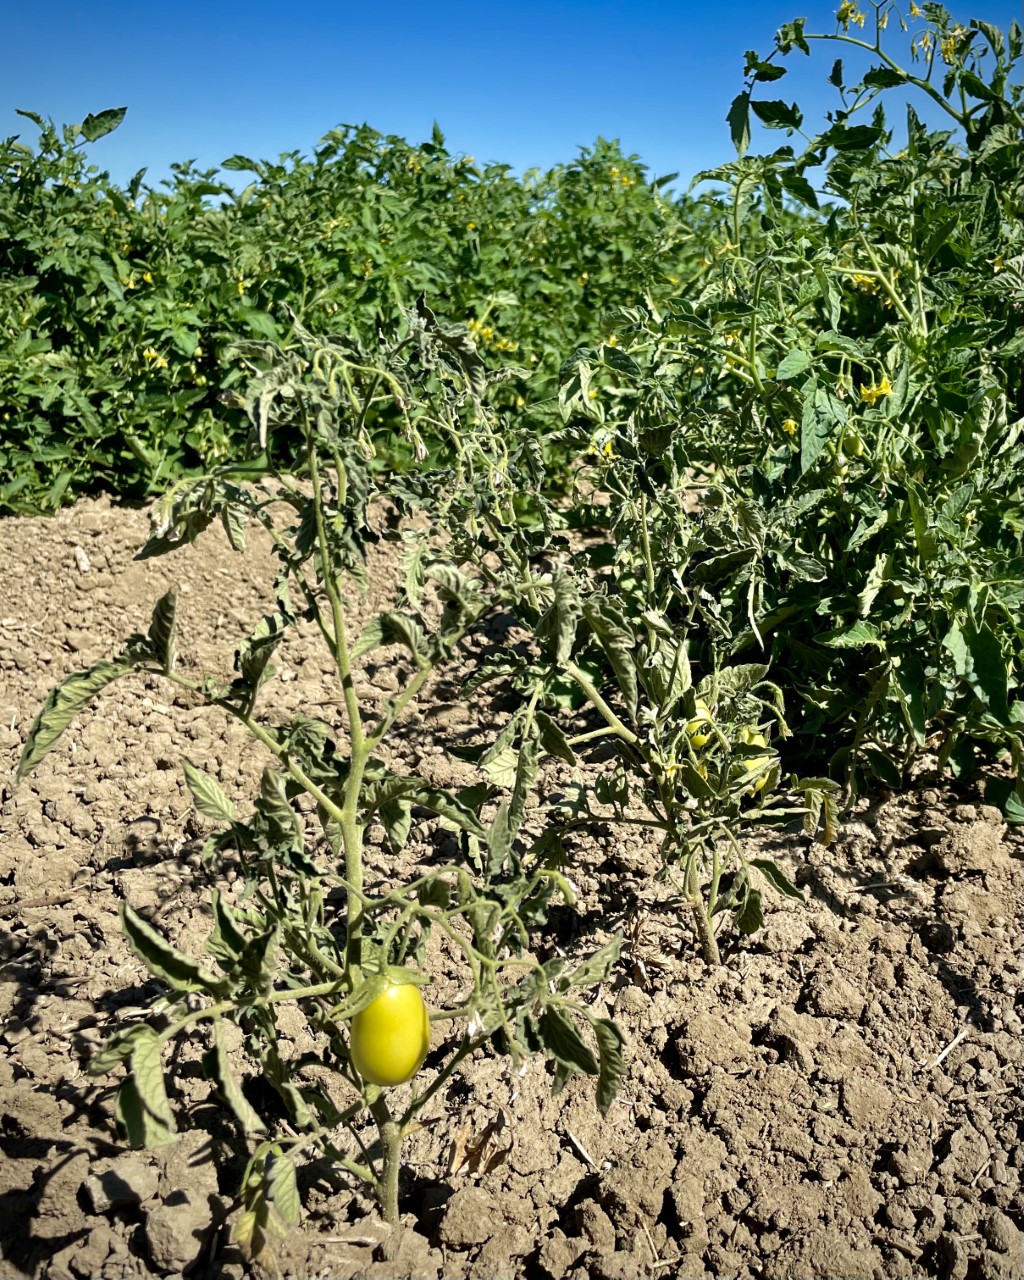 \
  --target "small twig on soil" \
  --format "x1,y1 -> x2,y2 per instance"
948,1086 -> 1014,1103
640,1219 -> 660,1265
872,1234 -> 919,1260
565,1130 -> 596,1168
918,1020 -> 971,1069
0,890 -> 85,919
